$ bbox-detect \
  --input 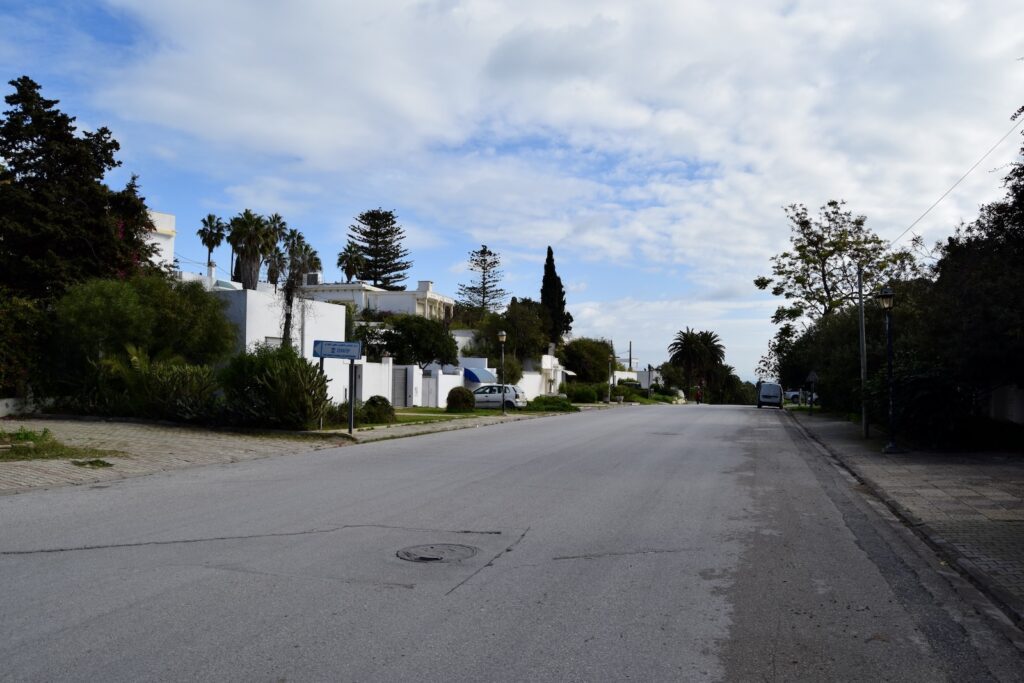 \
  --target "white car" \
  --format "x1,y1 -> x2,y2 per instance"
757,382 -> 784,409
472,384 -> 528,410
